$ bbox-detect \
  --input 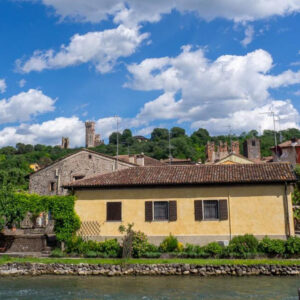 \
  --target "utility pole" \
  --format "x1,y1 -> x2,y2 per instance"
168,129 -> 172,164
114,115 -> 119,171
